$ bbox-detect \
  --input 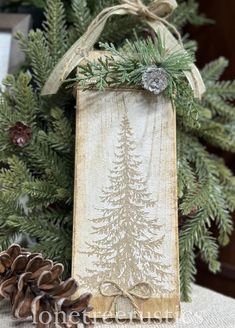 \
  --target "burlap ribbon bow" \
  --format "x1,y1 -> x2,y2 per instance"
42,0 -> 205,98
99,280 -> 153,318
